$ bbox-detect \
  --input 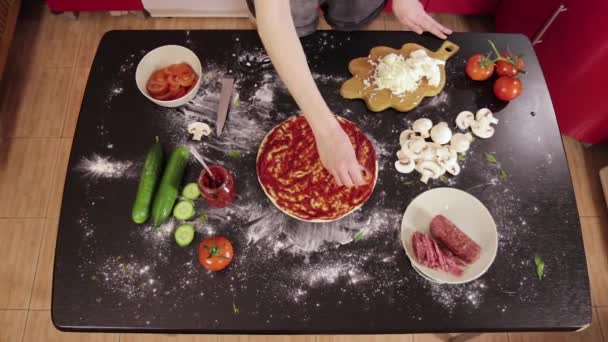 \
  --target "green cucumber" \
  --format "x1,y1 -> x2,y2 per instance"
174,224 -> 195,247
151,146 -> 190,226
173,200 -> 195,220
131,139 -> 164,224
182,182 -> 201,200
